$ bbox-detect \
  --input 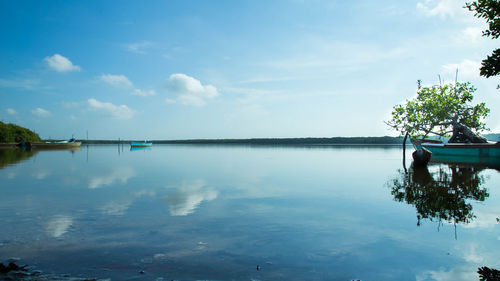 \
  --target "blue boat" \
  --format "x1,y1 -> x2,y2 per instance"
413,139 -> 500,167
418,142 -> 500,158
130,141 -> 152,148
